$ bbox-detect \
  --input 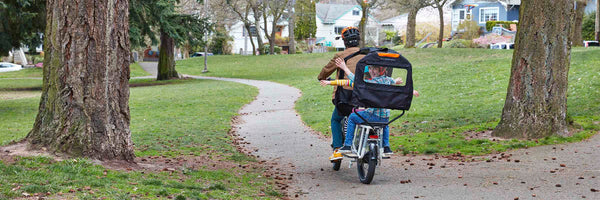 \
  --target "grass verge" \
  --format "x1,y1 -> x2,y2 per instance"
0,79 -> 282,199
